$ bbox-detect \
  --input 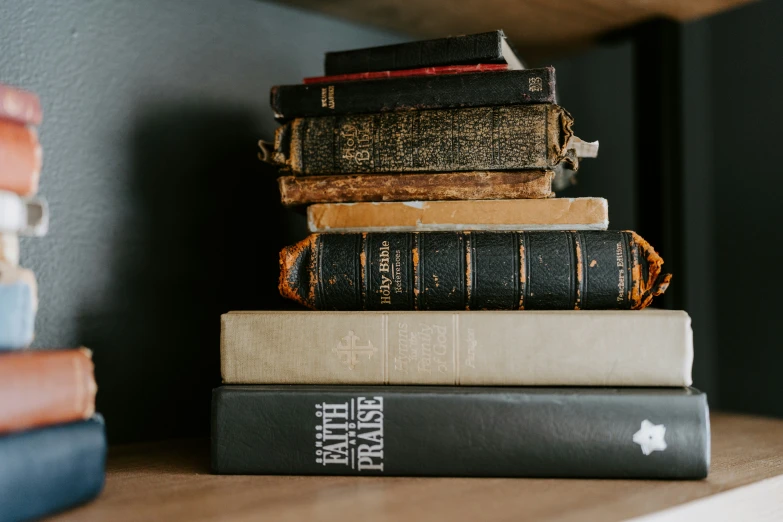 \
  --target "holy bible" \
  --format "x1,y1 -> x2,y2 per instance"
261,104 -> 575,175
279,231 -> 670,311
